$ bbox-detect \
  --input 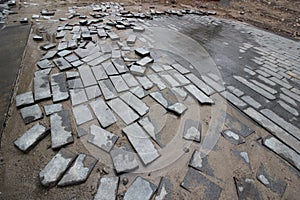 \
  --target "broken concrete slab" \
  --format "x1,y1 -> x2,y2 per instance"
39,148 -> 77,187
58,154 -> 97,187
122,73 -> 139,87
34,75 -> 51,101
256,164 -> 287,197
159,72 -> 180,88
123,123 -> 160,165
85,85 -> 102,100
234,177 -> 261,200
136,56 -> 153,66
37,59 -> 54,69
183,119 -> 201,142
50,110 -> 74,149
89,98 -> 117,128
110,146 -> 139,174
110,75 -> 129,92
107,98 -> 139,125
124,176 -> 157,200
263,136 -> 300,171
147,73 -> 167,90
98,79 -> 118,100
120,91 -> 149,116
70,89 -> 88,106
168,103 -> 187,115
130,65 -> 146,76
221,129 -> 245,145
181,168 -> 221,199
14,122 -> 49,152
224,112 -> 254,138
138,117 -> 159,143
50,73 -> 69,103
188,150 -> 214,177
72,104 -> 93,125
112,58 -> 129,74
102,61 -> 119,76
155,177 -> 174,200
34,68 -> 52,77
44,103 -> 63,116
53,57 -> 72,71
130,86 -> 147,99
94,176 -> 119,200
78,65 -> 98,87
20,104 -> 43,124
16,91 -> 34,108
88,124 -> 118,152
184,84 -> 214,104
